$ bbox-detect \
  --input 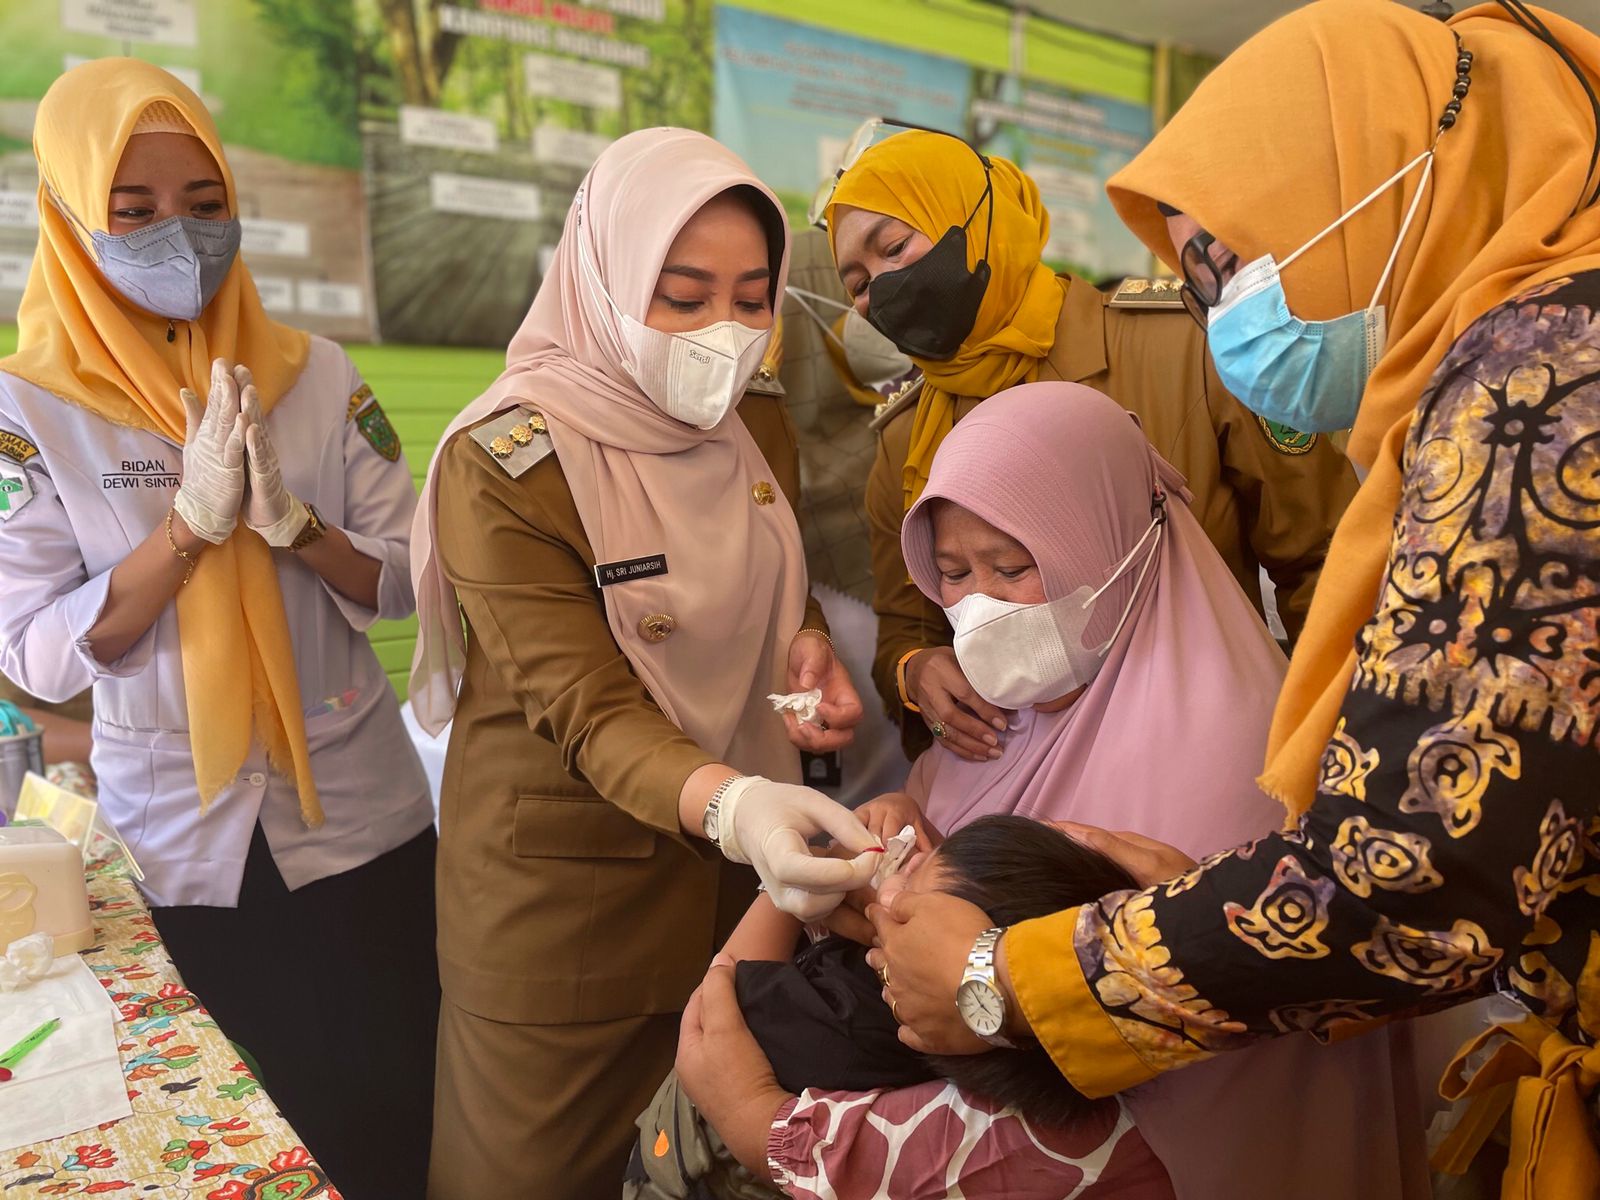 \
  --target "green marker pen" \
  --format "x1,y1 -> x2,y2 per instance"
0,1017 -> 62,1081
